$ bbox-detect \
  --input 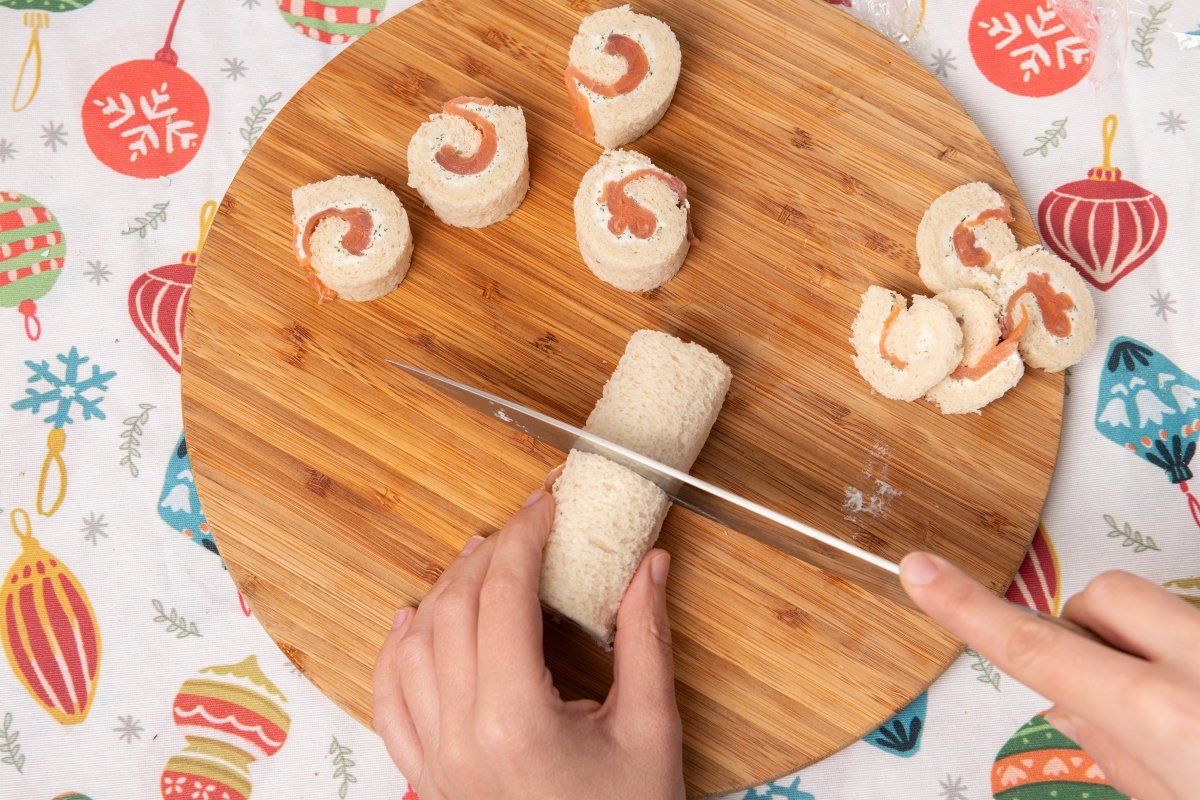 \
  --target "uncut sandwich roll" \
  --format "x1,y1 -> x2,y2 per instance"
541,330 -> 732,645
564,5 -> 681,149
407,96 -> 529,228
917,182 -> 1018,301
925,288 -> 1025,415
851,286 -> 963,402
574,149 -> 693,292
292,175 -> 413,302
997,245 -> 1096,373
